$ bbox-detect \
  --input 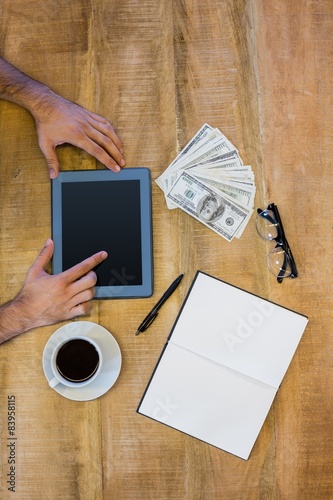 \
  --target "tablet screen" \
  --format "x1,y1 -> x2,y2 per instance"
61,180 -> 142,286
52,169 -> 153,298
